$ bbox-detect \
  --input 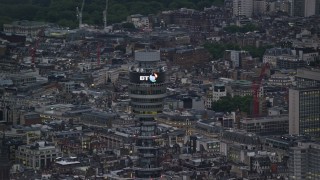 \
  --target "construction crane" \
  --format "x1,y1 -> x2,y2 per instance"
76,0 -> 85,29
252,63 -> 270,117
103,0 -> 109,30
